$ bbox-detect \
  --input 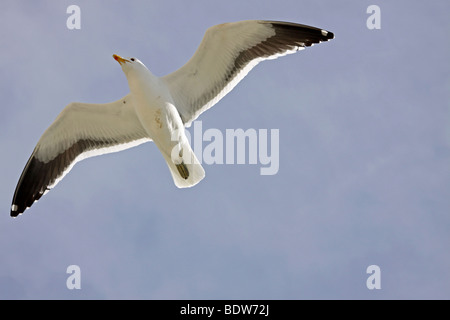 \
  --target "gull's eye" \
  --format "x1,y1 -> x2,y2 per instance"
130,58 -> 135,62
